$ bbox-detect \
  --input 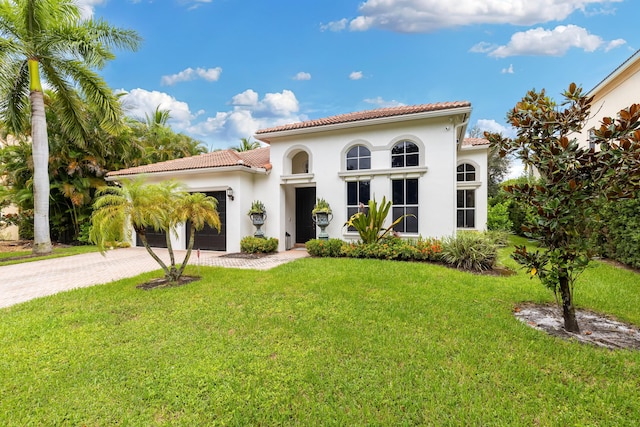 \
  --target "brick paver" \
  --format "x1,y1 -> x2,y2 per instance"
0,247 -> 308,309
